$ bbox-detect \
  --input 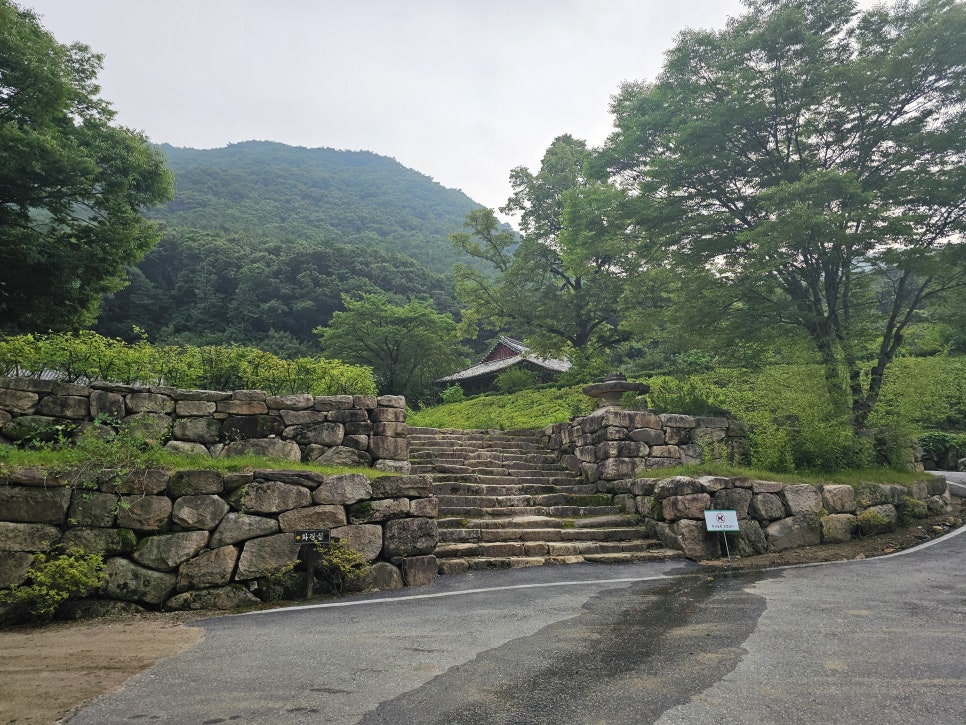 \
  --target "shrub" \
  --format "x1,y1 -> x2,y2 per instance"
748,421 -> 796,473
30,415 -> 170,493
408,386 -> 593,430
257,562 -> 302,602
0,332 -> 377,396
440,384 -> 465,404
873,426 -> 918,470
917,430 -> 966,468
870,355 -> 966,432
556,349 -> 611,387
646,375 -> 727,417
791,421 -> 874,472
314,541 -> 371,595
918,430 -> 957,461
495,367 -> 538,394
0,547 -> 106,623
